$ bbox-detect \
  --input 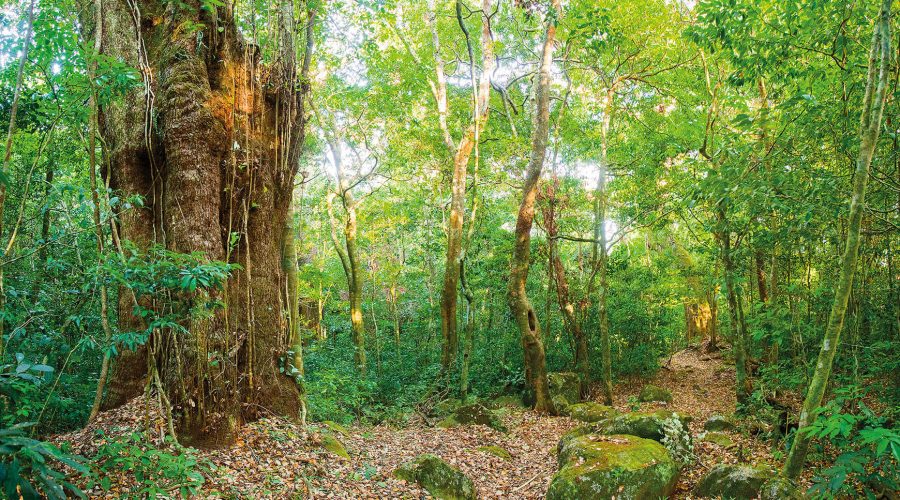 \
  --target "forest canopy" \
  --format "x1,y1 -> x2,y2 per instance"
0,0 -> 897,498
